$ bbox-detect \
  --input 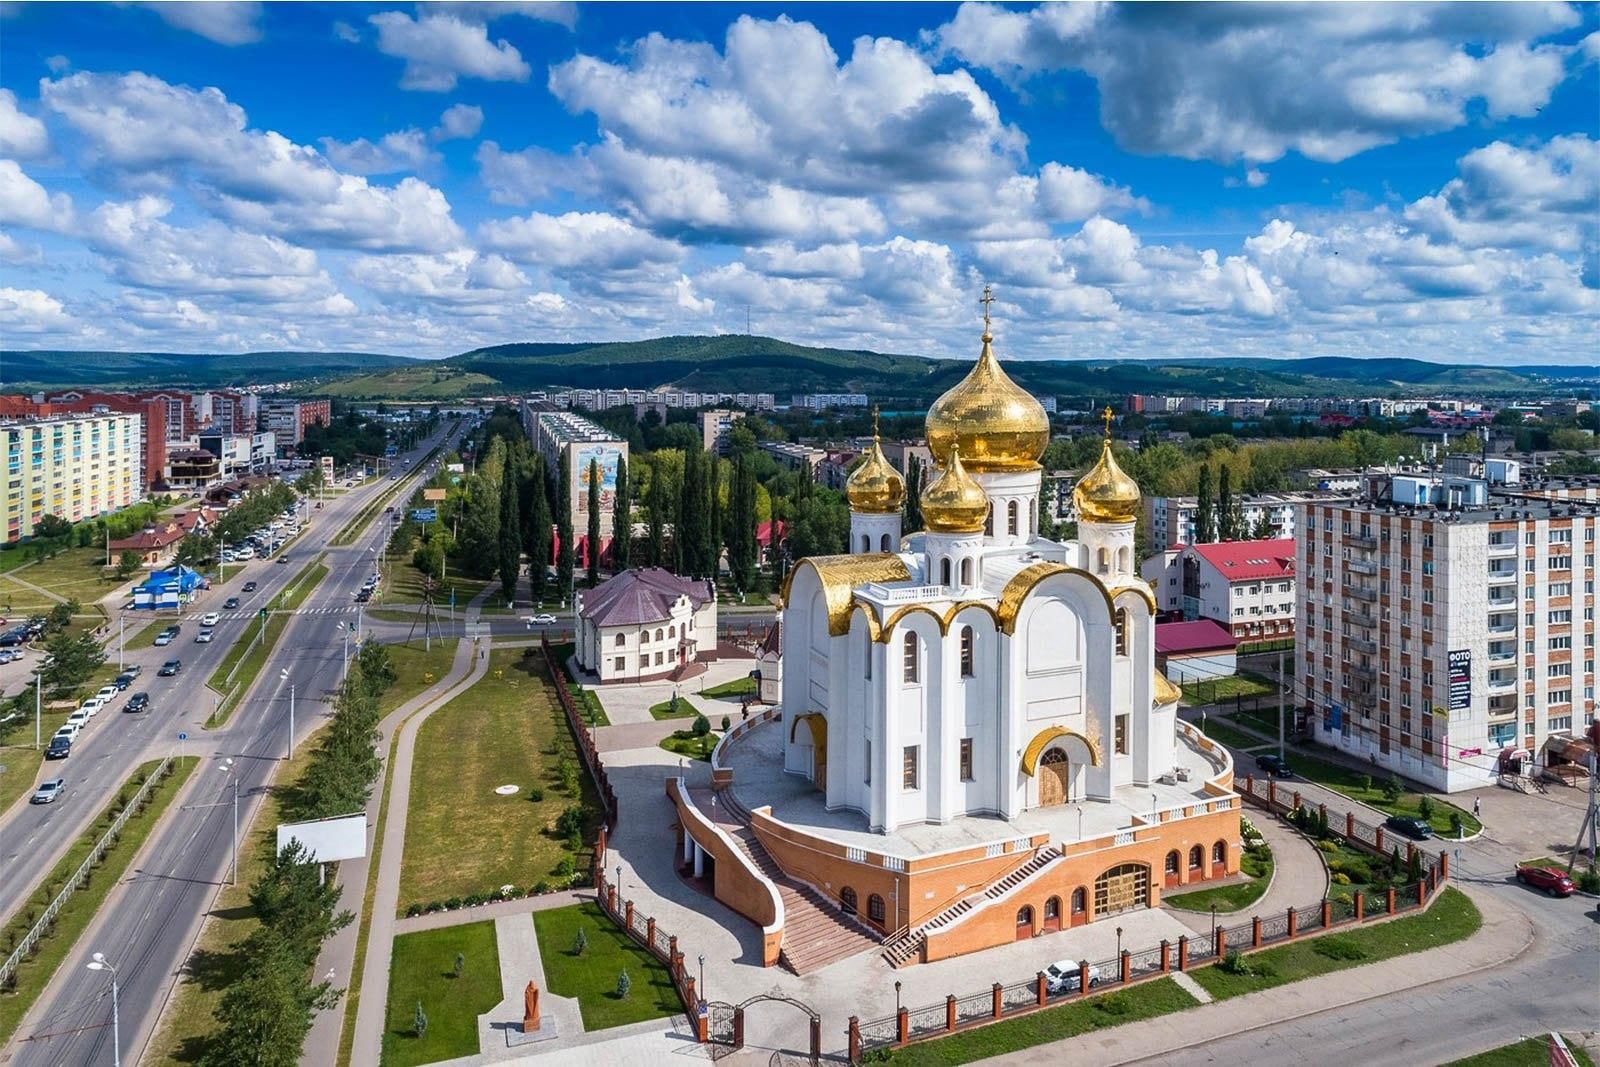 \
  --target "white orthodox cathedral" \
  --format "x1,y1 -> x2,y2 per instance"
780,302 -> 1183,835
